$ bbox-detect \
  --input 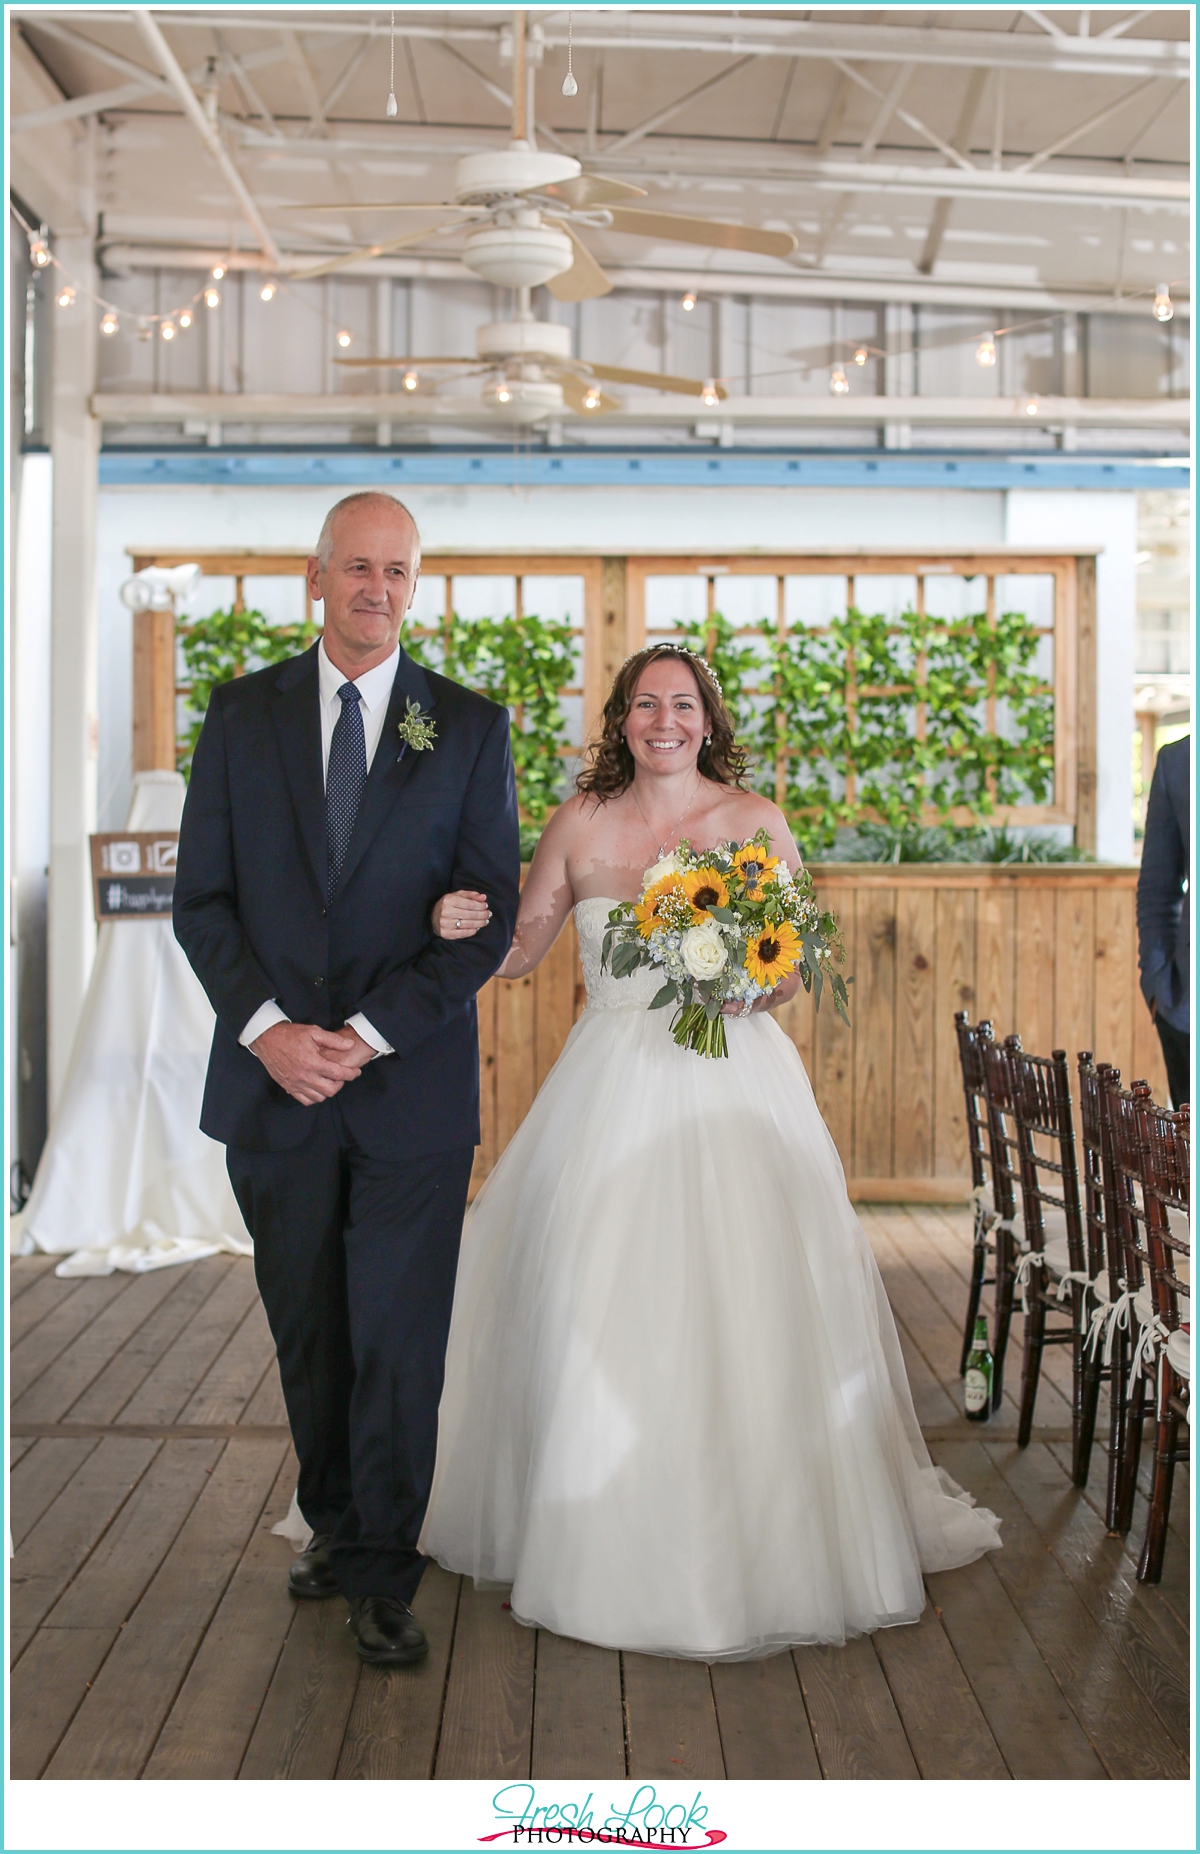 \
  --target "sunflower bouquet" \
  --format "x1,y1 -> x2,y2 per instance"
601,831 -> 851,1058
